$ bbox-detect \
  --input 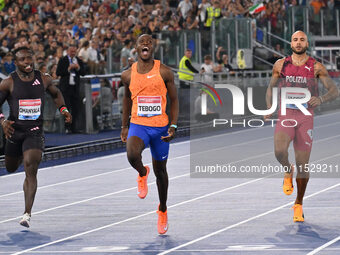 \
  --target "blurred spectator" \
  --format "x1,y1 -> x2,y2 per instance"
88,40 -> 100,74
198,0 -> 211,29
120,39 -> 133,71
48,63 -> 58,79
178,48 -> 199,88
310,0 -> 325,14
200,55 -> 218,84
56,43 -> 85,133
269,43 -> 284,63
177,0 -> 193,19
38,62 -> 47,73
204,0 -> 222,30
216,47 -> 234,74
2,53 -> 15,75
78,40 -> 91,73
118,57 -> 135,114
0,39 -> 9,54
92,79 -> 113,130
